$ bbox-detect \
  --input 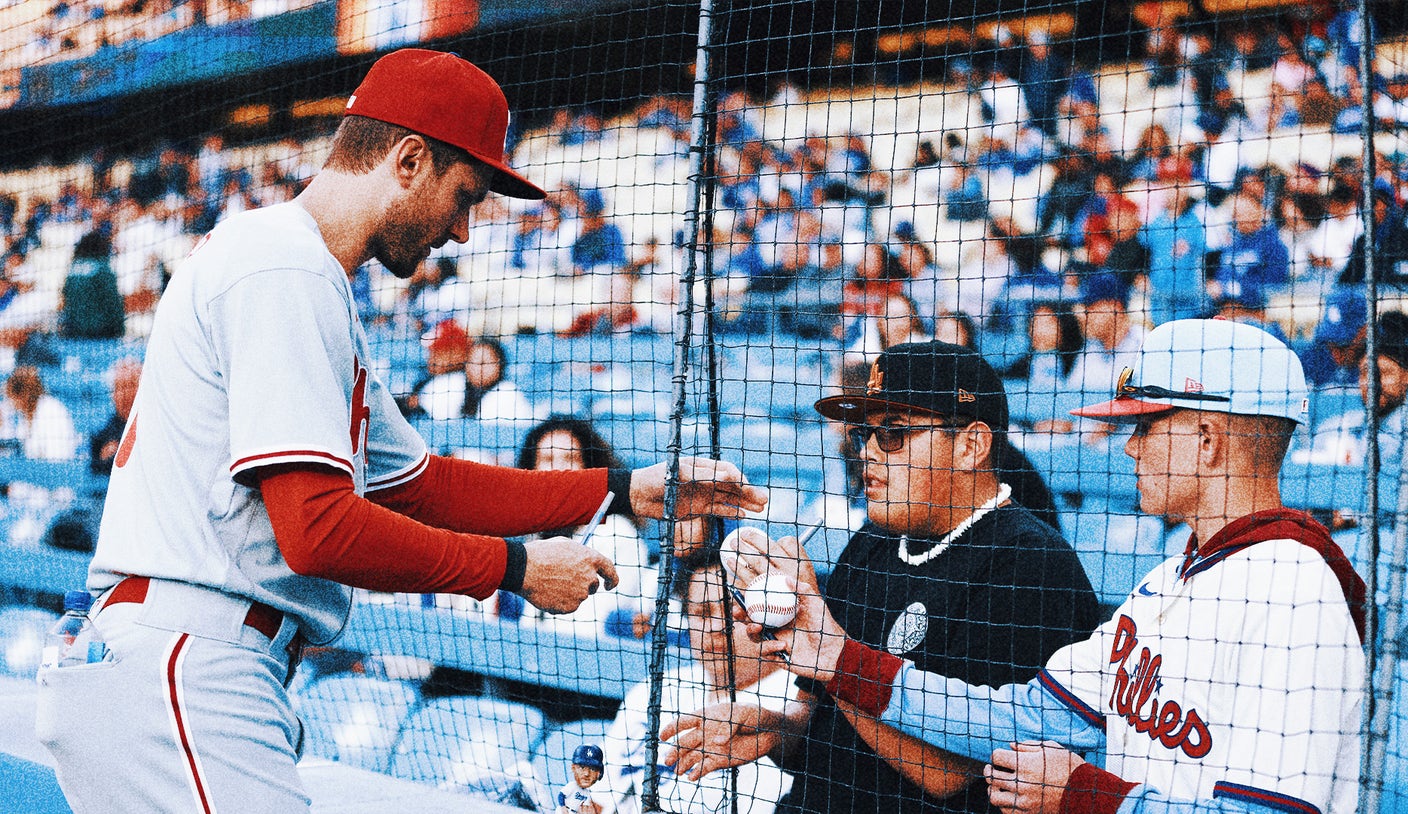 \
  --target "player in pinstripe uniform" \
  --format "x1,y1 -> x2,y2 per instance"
34,49 -> 765,814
